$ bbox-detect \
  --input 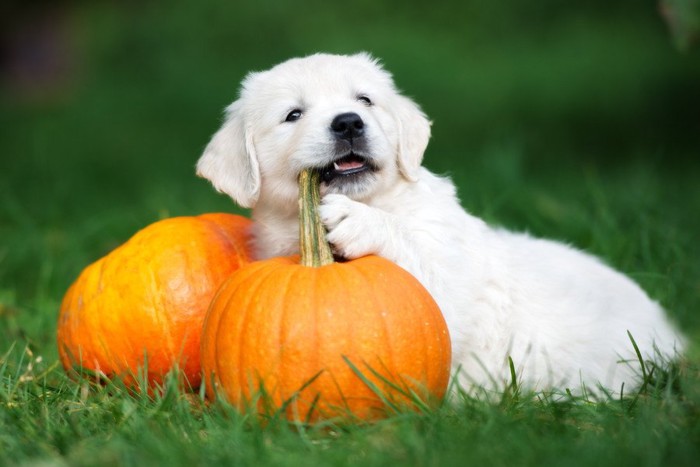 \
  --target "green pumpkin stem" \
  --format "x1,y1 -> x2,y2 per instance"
299,169 -> 335,267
